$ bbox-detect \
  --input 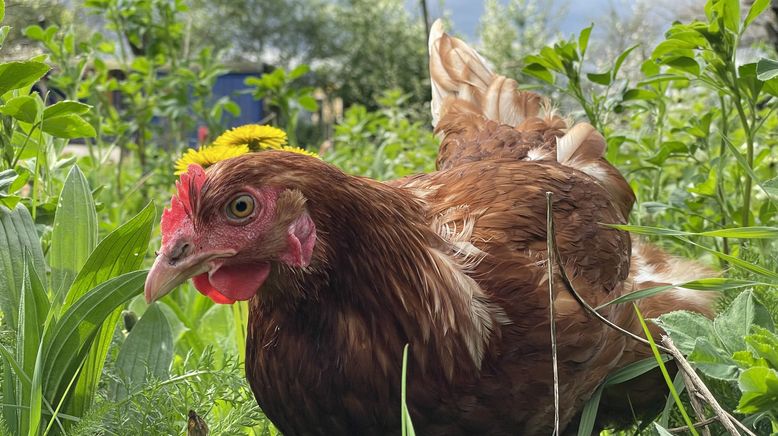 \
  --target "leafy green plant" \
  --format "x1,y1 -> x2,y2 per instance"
326,89 -> 437,180
522,23 -> 636,132
0,161 -> 154,434
656,290 -> 777,431
245,64 -> 319,146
